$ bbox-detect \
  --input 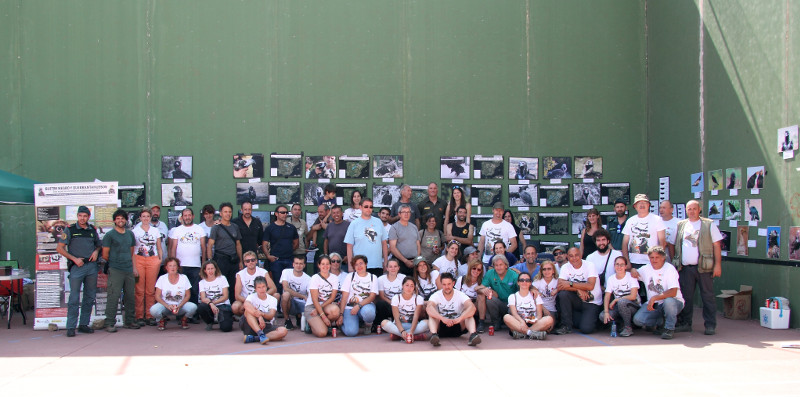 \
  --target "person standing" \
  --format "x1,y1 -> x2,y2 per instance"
388,204 -> 421,276
607,199 -> 629,251
444,206 -> 474,257
418,182 -> 446,231
344,198 -> 389,277
659,200 -> 678,261
477,202 -> 518,266
263,204 -> 299,295
169,208 -> 206,309
207,202 -> 243,295
131,208 -> 163,326
199,204 -> 218,240
57,205 -> 102,337
288,203 -> 309,256
585,229 -> 622,289
622,194 -> 666,268
389,184 -> 421,228
232,201 -> 265,260
323,205 -> 350,266
101,209 -> 138,332
148,204 -> 169,264
306,203 -> 330,267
